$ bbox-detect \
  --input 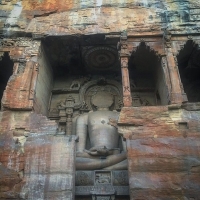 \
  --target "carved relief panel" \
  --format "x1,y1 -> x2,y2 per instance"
75,170 -> 129,199
48,76 -> 123,135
